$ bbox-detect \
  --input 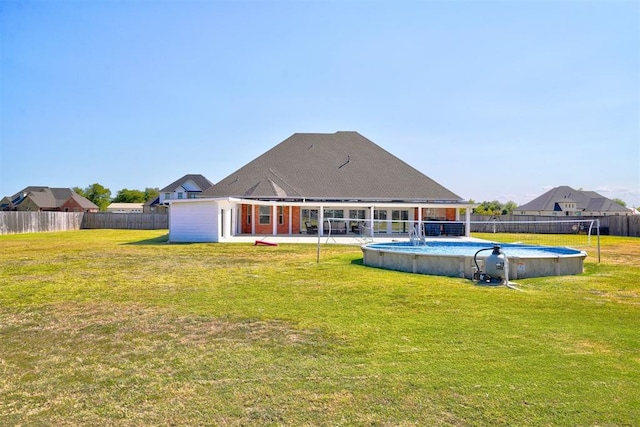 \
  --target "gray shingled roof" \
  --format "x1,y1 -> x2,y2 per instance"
160,174 -> 214,193
6,187 -> 98,209
203,132 -> 463,202
516,186 -> 631,213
